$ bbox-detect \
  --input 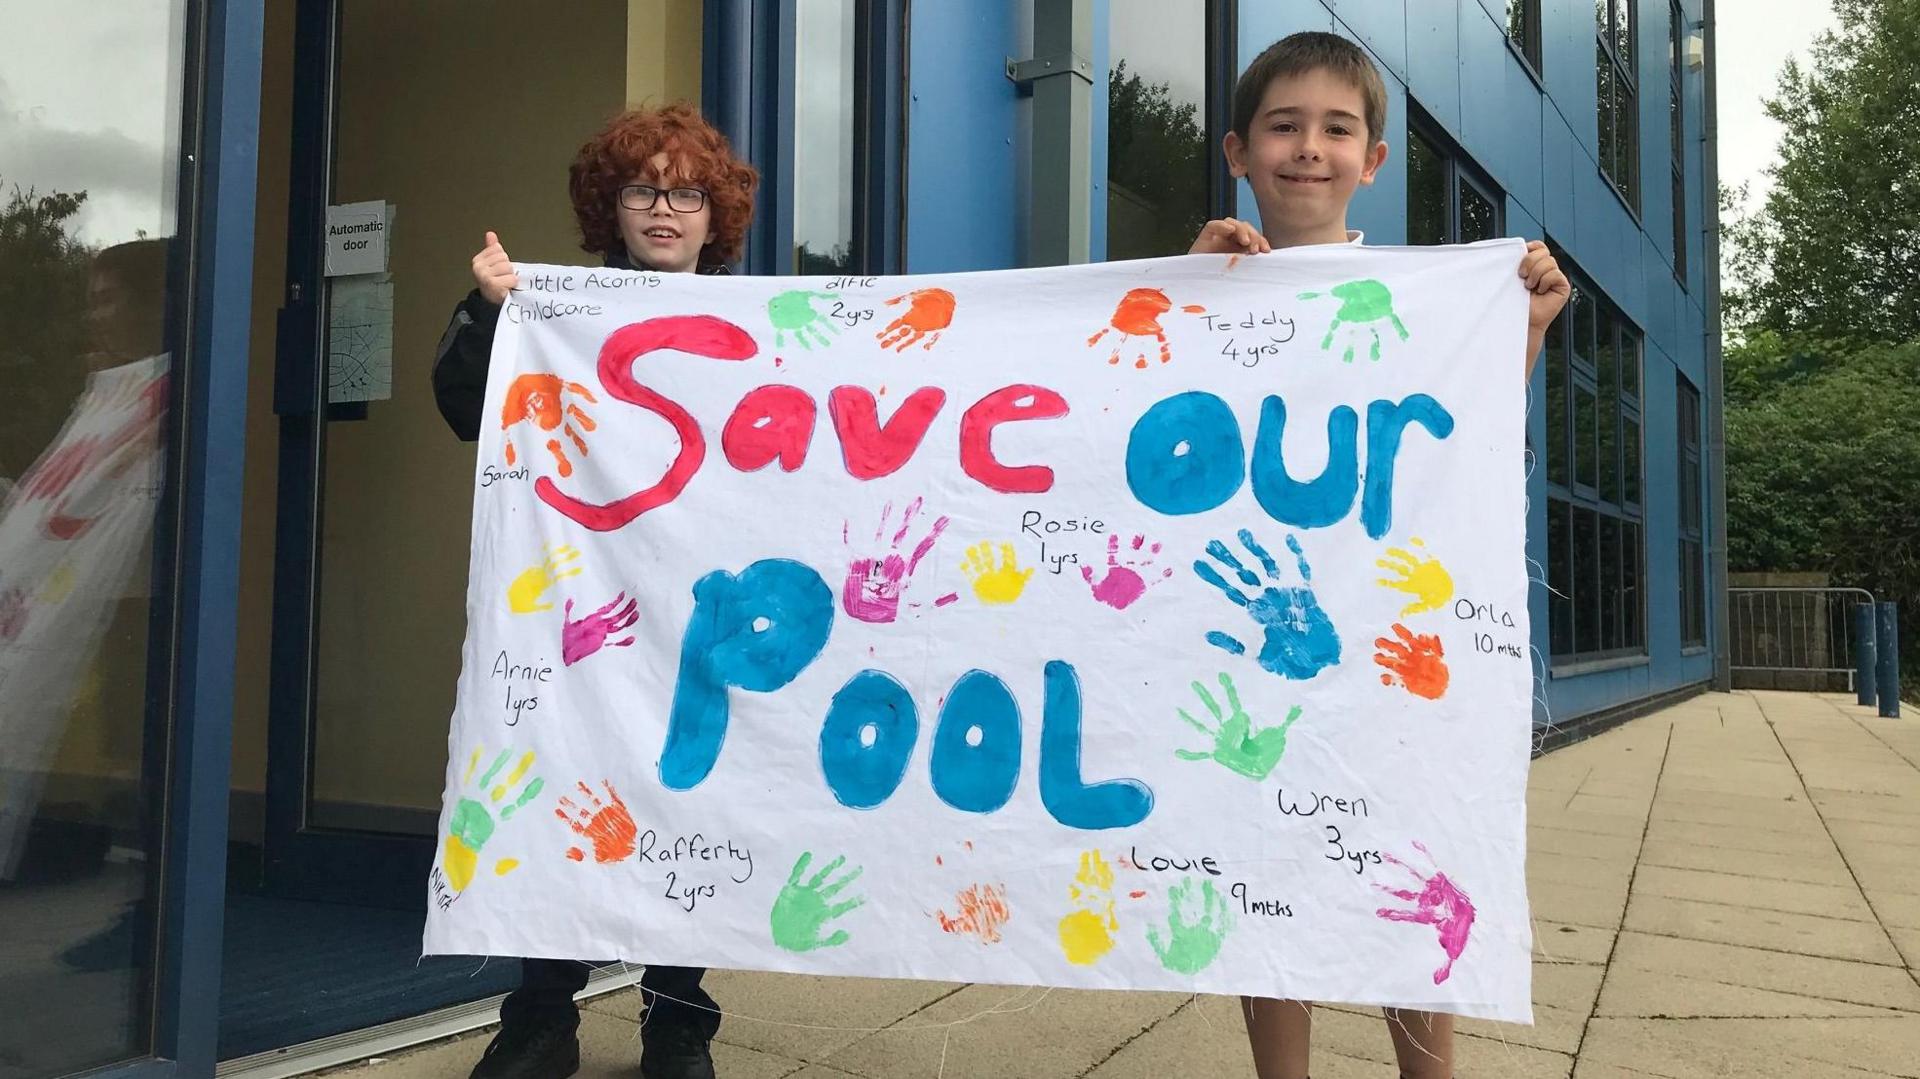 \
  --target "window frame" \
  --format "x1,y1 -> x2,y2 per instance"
1596,0 -> 1640,214
1542,253 -> 1648,667
1677,373 -> 1707,648
1668,0 -> 1686,284
1505,0 -> 1543,77
1404,111 -> 1506,247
